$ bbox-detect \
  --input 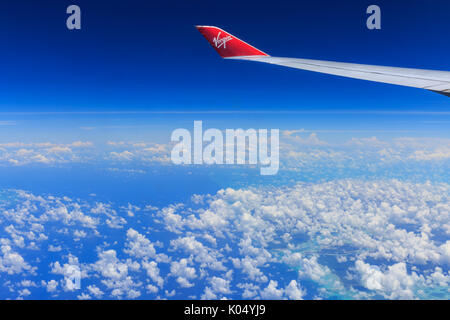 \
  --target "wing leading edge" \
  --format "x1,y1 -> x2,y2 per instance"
196,26 -> 450,97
